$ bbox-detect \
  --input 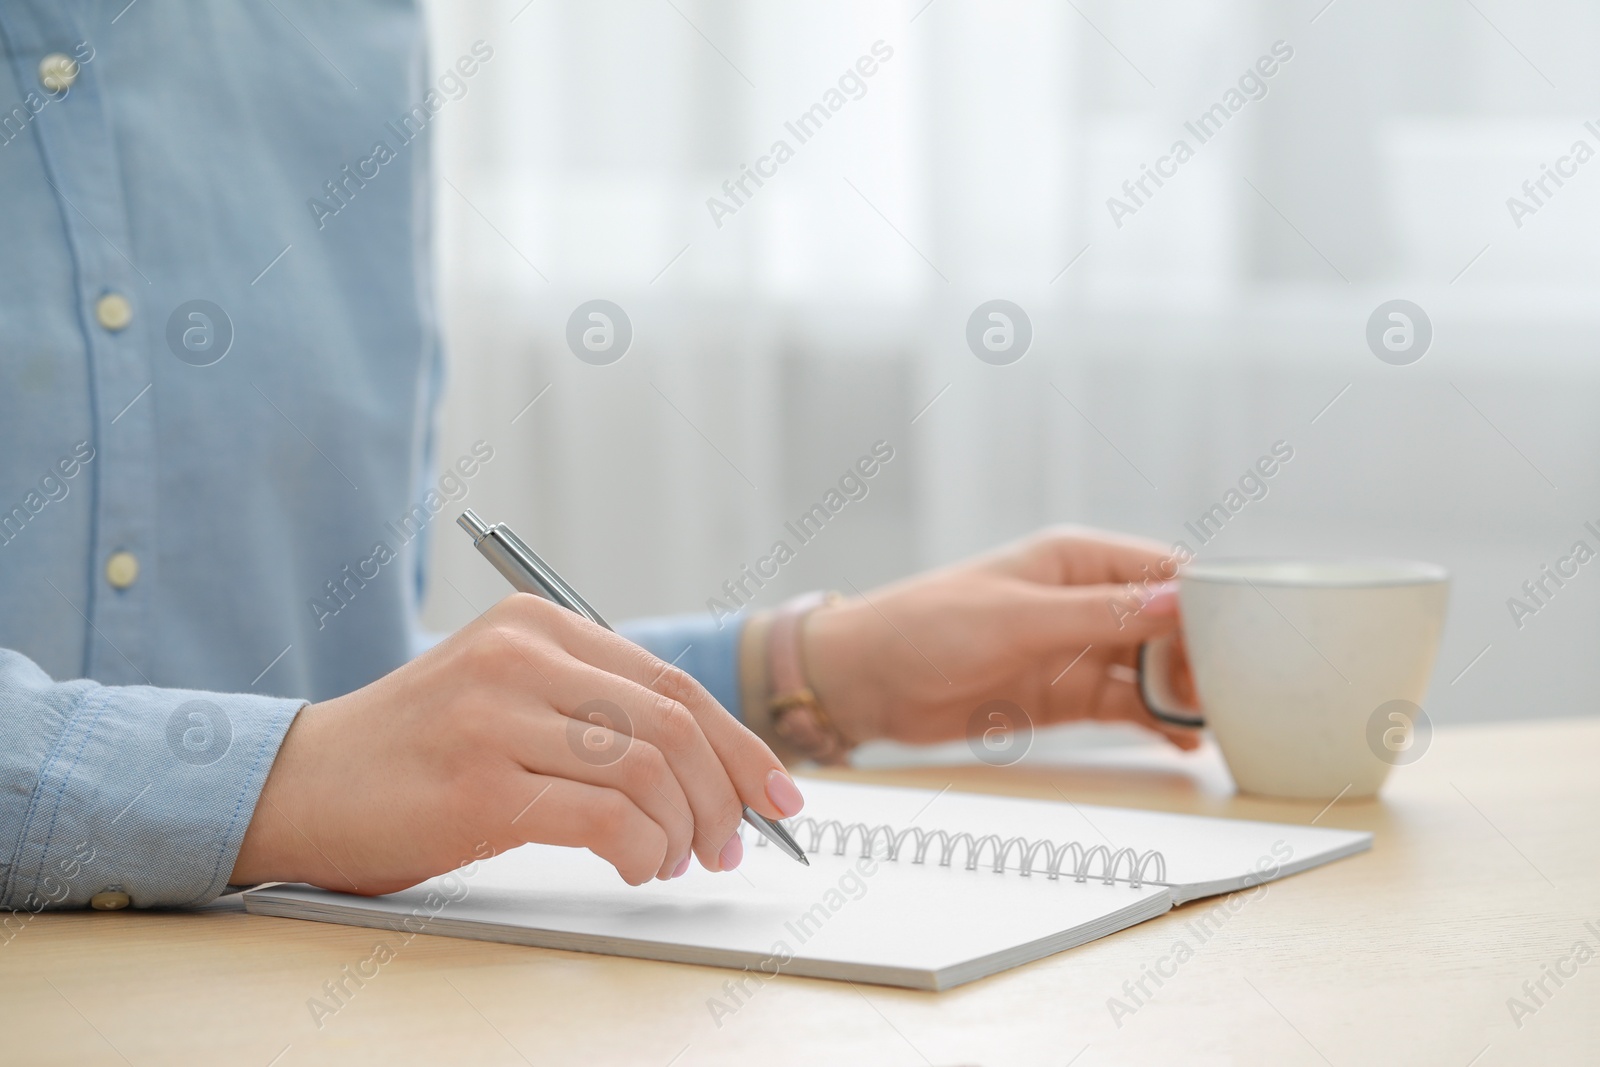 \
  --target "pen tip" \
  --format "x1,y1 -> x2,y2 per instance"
798,854 -> 810,867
